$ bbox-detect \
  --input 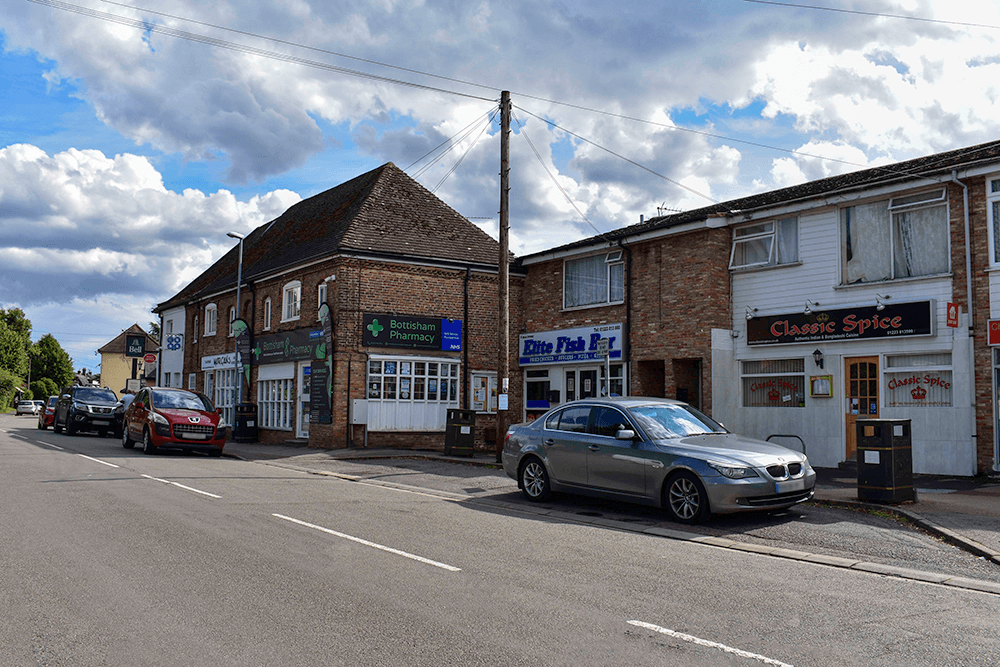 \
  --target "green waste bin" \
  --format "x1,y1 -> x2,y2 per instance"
233,402 -> 259,443
444,408 -> 477,456
857,418 -> 914,503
